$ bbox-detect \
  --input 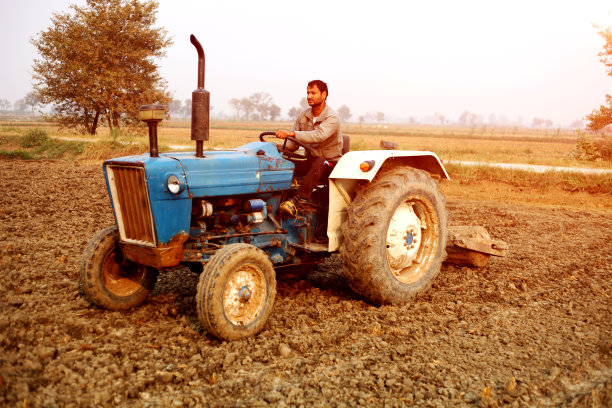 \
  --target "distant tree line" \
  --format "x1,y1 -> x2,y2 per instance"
228,93 -> 281,121
0,91 -> 586,130
225,94 -> 356,123
0,91 -> 43,117
168,99 -> 192,118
